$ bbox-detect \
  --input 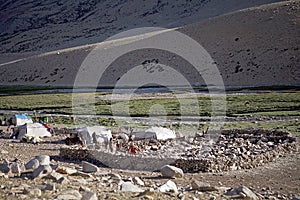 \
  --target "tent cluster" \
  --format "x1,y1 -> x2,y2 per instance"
8,114 -> 52,143
65,125 -> 177,153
